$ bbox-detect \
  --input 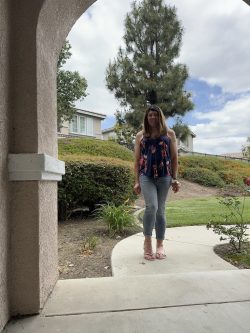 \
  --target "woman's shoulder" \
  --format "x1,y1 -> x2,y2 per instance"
166,129 -> 177,141
135,130 -> 143,142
